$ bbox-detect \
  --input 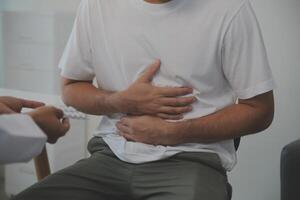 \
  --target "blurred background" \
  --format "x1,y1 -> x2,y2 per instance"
0,0 -> 299,200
